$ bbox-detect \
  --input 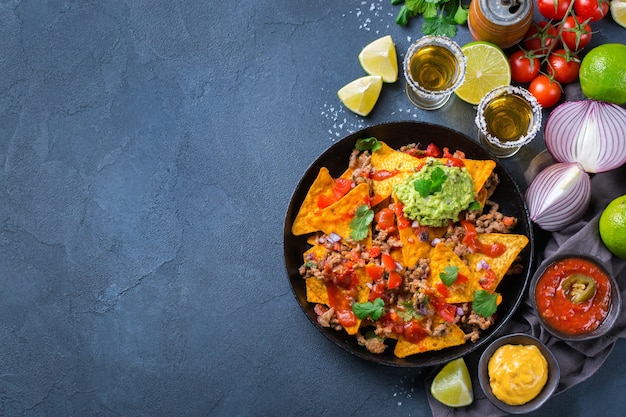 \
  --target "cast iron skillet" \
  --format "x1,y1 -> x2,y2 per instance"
283,121 -> 534,367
